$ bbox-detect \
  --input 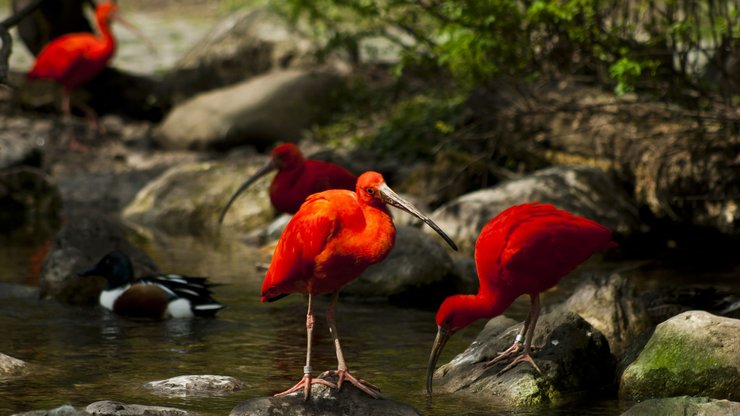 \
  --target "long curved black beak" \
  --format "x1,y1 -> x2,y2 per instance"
77,265 -> 100,277
378,184 -> 458,251
219,160 -> 276,224
426,325 -> 450,397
